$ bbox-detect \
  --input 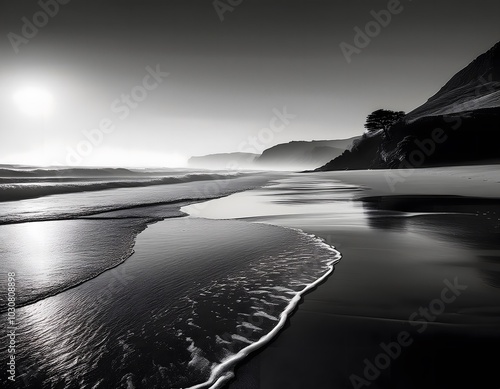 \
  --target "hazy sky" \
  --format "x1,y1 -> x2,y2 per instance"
1,0 -> 499,167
